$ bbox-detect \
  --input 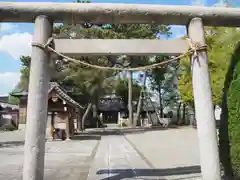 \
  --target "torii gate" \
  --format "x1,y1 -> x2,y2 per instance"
1,2 -> 239,180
